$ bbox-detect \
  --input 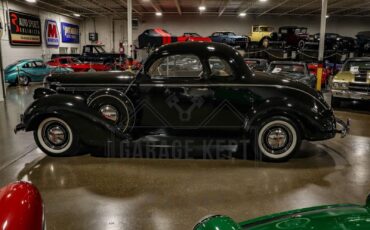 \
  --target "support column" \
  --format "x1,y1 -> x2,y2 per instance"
316,0 -> 328,91
127,0 -> 133,57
